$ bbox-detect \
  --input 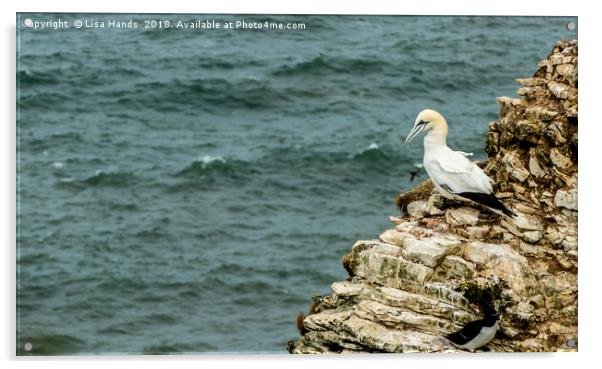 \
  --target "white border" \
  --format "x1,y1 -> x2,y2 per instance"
3,1 -> 600,369
2,0 -> 583,16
